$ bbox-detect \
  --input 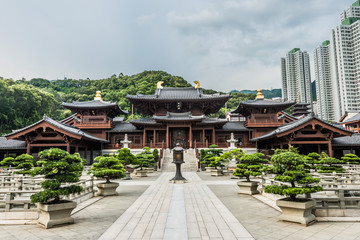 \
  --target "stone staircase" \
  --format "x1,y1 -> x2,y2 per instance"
161,148 -> 198,172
